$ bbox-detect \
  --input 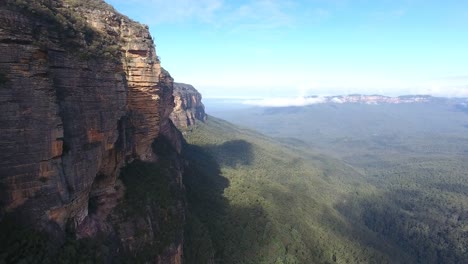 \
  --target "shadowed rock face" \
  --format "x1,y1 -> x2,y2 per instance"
170,83 -> 207,129
0,0 -> 184,262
